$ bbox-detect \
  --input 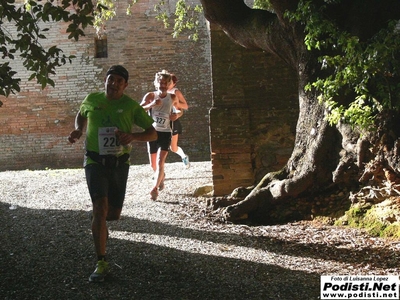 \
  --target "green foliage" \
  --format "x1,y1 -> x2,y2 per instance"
0,0 -> 95,96
154,0 -> 203,41
286,0 -> 400,129
0,62 -> 20,98
92,0 -> 116,37
337,203 -> 400,238
323,96 -> 379,129
93,0 -> 203,41
253,0 -> 271,10
381,223 -> 400,238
